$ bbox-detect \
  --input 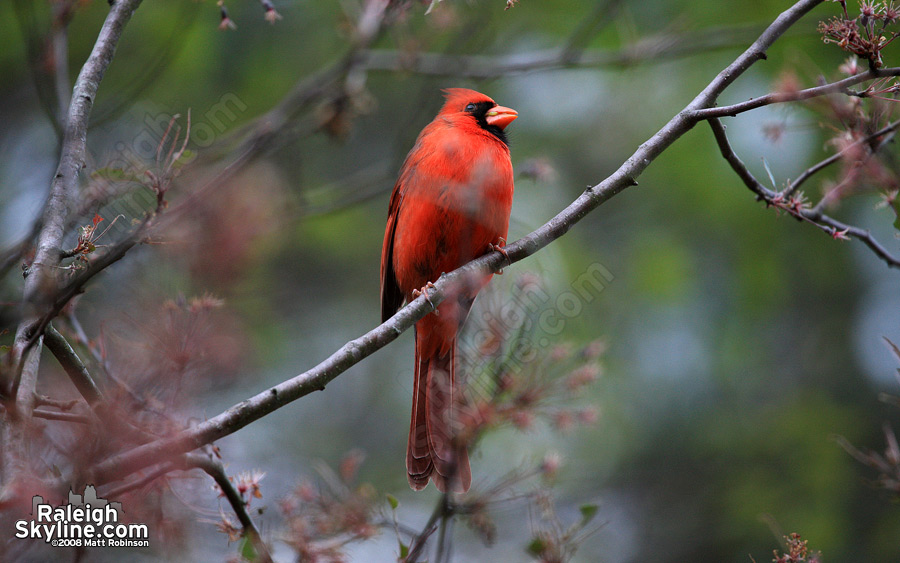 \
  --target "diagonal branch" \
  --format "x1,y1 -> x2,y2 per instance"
784,119 -> 900,198
708,117 -> 900,267
88,0 -> 825,487
43,324 -> 104,408
188,454 -> 274,563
